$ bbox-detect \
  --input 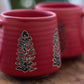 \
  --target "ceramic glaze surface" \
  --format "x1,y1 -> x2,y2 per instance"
36,2 -> 84,58
0,10 -> 61,77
